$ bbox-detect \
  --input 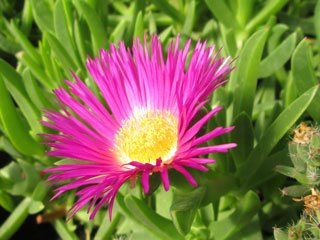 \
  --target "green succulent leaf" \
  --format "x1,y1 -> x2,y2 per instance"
0,190 -> 14,212
17,52 -> 56,90
209,190 -> 261,240
315,0 -> 320,48
29,183 -> 49,214
134,11 -> 144,42
21,0 -> 33,35
110,19 -> 127,46
281,185 -> 310,197
54,0 -> 82,70
205,0 -> 240,30
5,20 -> 41,65
45,32 -> 78,73
94,212 -> 121,240
52,219 -> 80,240
22,69 -> 56,111
238,84 -> 319,187
151,0 -> 184,23
170,186 -> 206,236
292,39 -> 320,122
245,0 -> 289,34
11,159 -> 41,196
230,112 -> 254,168
0,59 -> 43,138
258,33 -> 296,78
181,0 -> 196,38
125,195 -> 184,240
0,197 -> 31,240
0,74 -> 43,156
273,227 -> 288,240
73,0 -> 108,56
30,0 -> 54,33
231,27 -> 269,118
